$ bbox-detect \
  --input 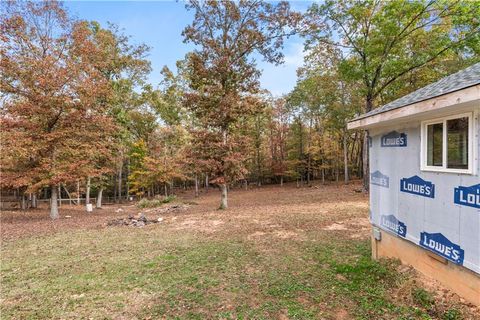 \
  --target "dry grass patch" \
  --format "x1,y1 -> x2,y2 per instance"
2,182 -> 478,319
